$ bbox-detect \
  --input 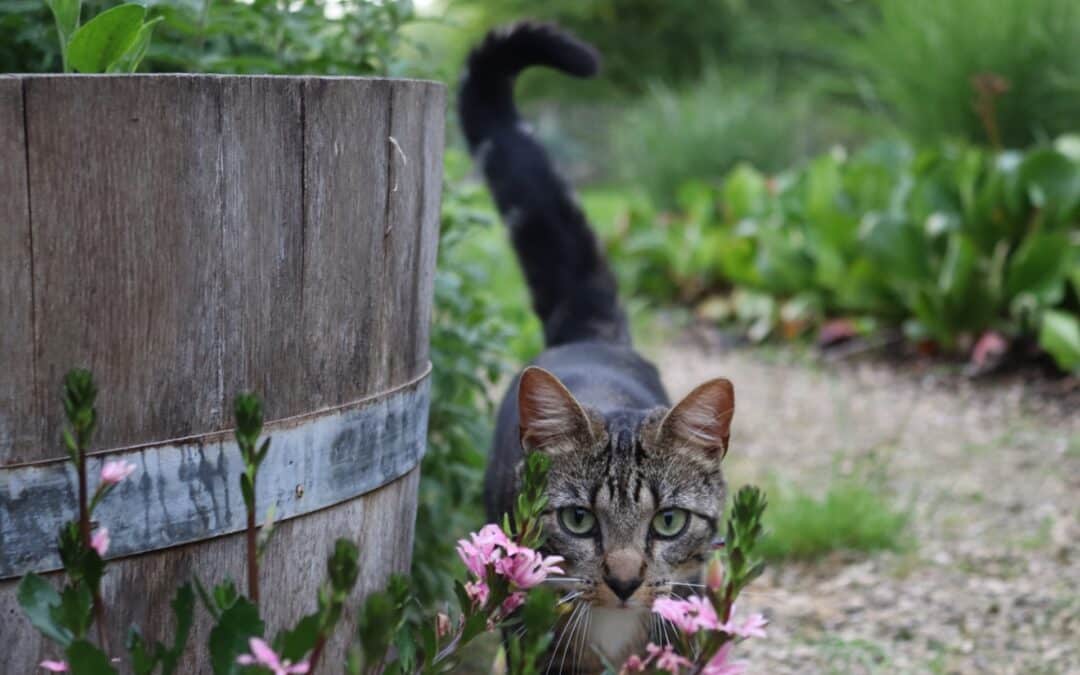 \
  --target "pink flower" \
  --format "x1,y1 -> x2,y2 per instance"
645,643 -> 692,673
725,613 -> 767,639
100,460 -> 136,485
236,638 -> 309,675
464,580 -> 489,607
620,654 -> 646,673
501,591 -> 526,614
90,528 -> 110,556
456,524 -> 515,578
652,596 -> 719,634
39,661 -> 68,672
494,548 -> 564,589
702,642 -> 747,675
